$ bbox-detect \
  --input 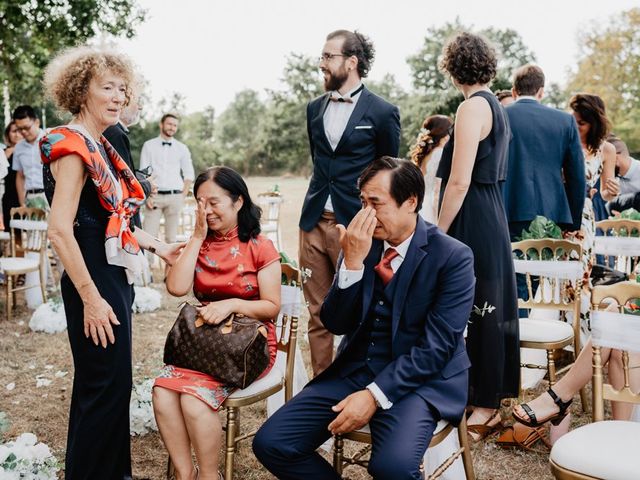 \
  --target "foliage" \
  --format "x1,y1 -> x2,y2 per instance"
406,18 -> 536,118
566,8 -> 640,151
0,0 -> 146,126
517,216 -> 563,241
